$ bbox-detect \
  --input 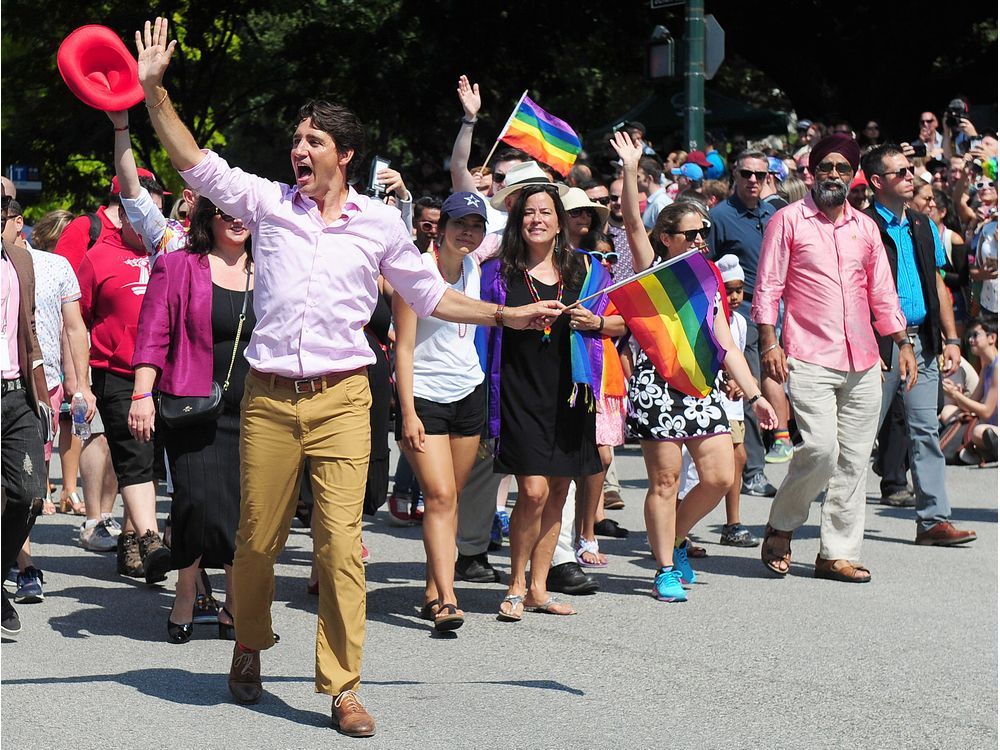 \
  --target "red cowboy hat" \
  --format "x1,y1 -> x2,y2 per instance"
57,25 -> 144,111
